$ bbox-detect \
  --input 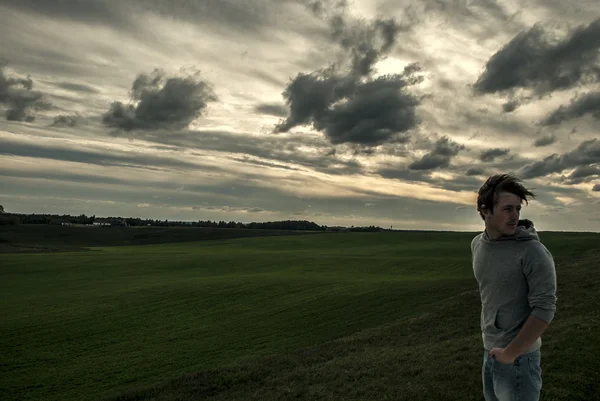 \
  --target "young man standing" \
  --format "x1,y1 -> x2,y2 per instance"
471,174 -> 557,401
